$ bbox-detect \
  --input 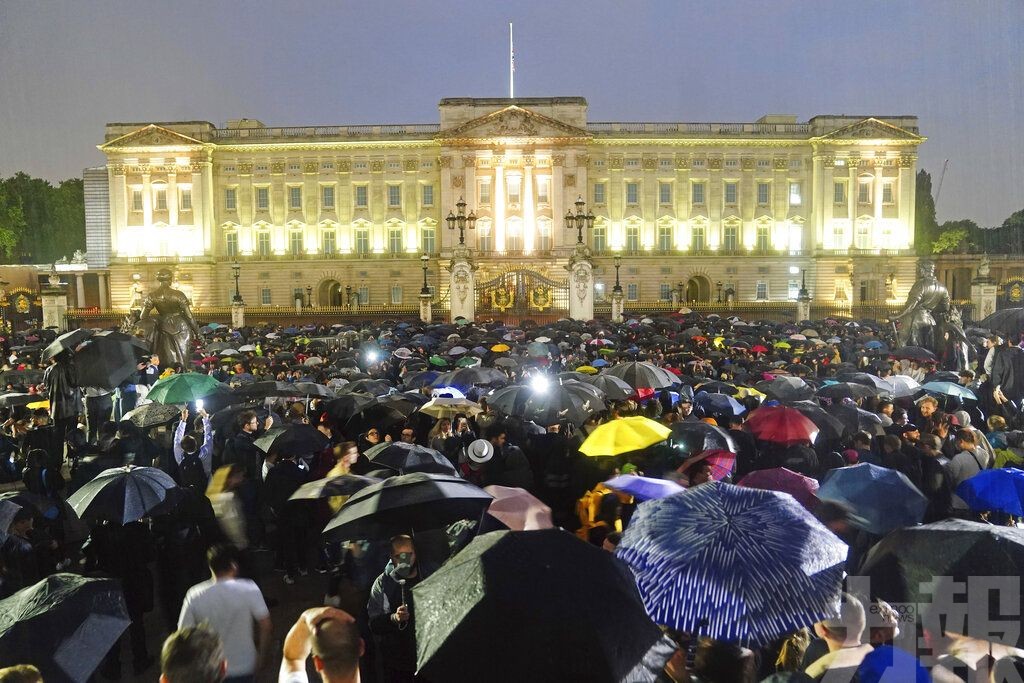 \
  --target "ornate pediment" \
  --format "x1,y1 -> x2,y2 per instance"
437,105 -> 591,142
100,124 -> 207,151
815,118 -> 923,143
